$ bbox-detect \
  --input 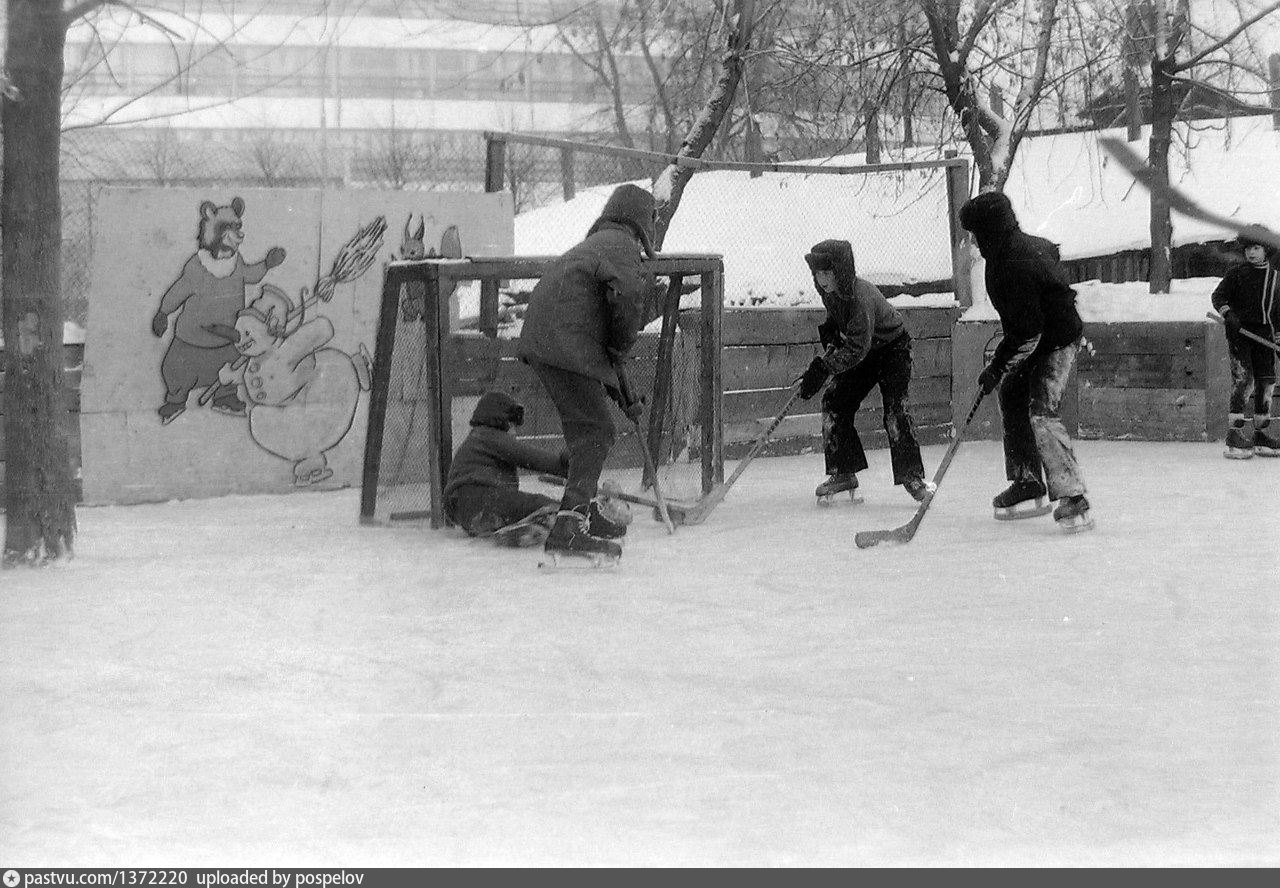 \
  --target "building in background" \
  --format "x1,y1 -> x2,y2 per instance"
55,0 -> 649,191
